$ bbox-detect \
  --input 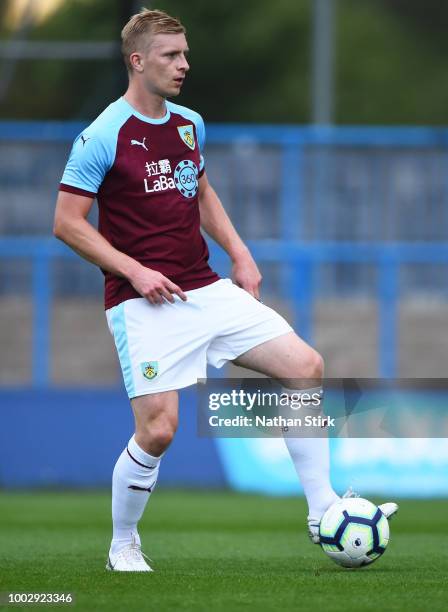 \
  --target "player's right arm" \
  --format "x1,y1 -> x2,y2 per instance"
53,191 -> 186,305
